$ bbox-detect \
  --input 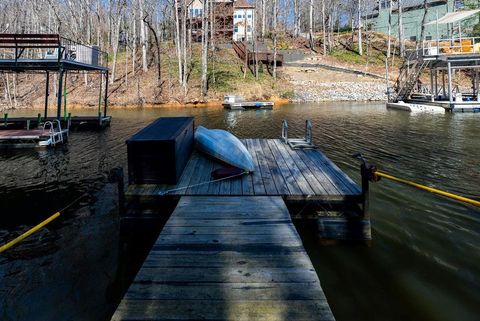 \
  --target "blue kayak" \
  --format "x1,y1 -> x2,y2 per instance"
195,126 -> 255,172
